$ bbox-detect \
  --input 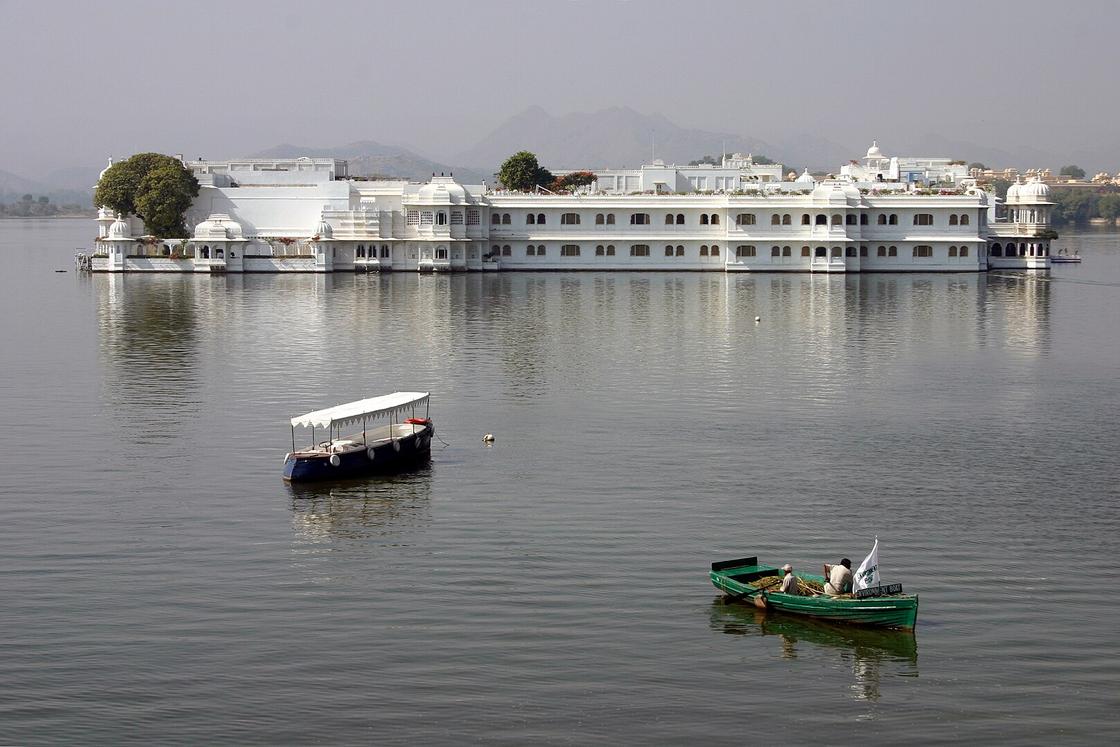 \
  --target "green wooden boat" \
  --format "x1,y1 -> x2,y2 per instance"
710,556 -> 919,630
